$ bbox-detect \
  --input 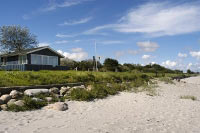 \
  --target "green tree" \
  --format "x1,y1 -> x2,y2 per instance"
60,58 -> 78,70
103,58 -> 119,72
0,25 -> 38,52
187,69 -> 194,74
